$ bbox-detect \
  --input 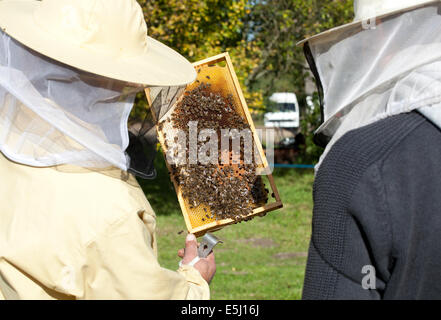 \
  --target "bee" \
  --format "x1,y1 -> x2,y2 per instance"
167,81 -> 264,223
